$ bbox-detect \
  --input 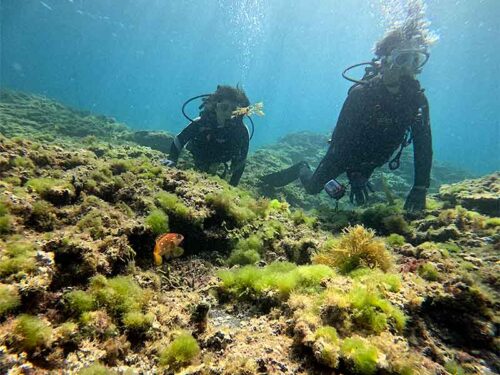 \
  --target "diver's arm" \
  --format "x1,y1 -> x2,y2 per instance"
169,119 -> 200,163
229,126 -> 249,186
405,94 -> 433,210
